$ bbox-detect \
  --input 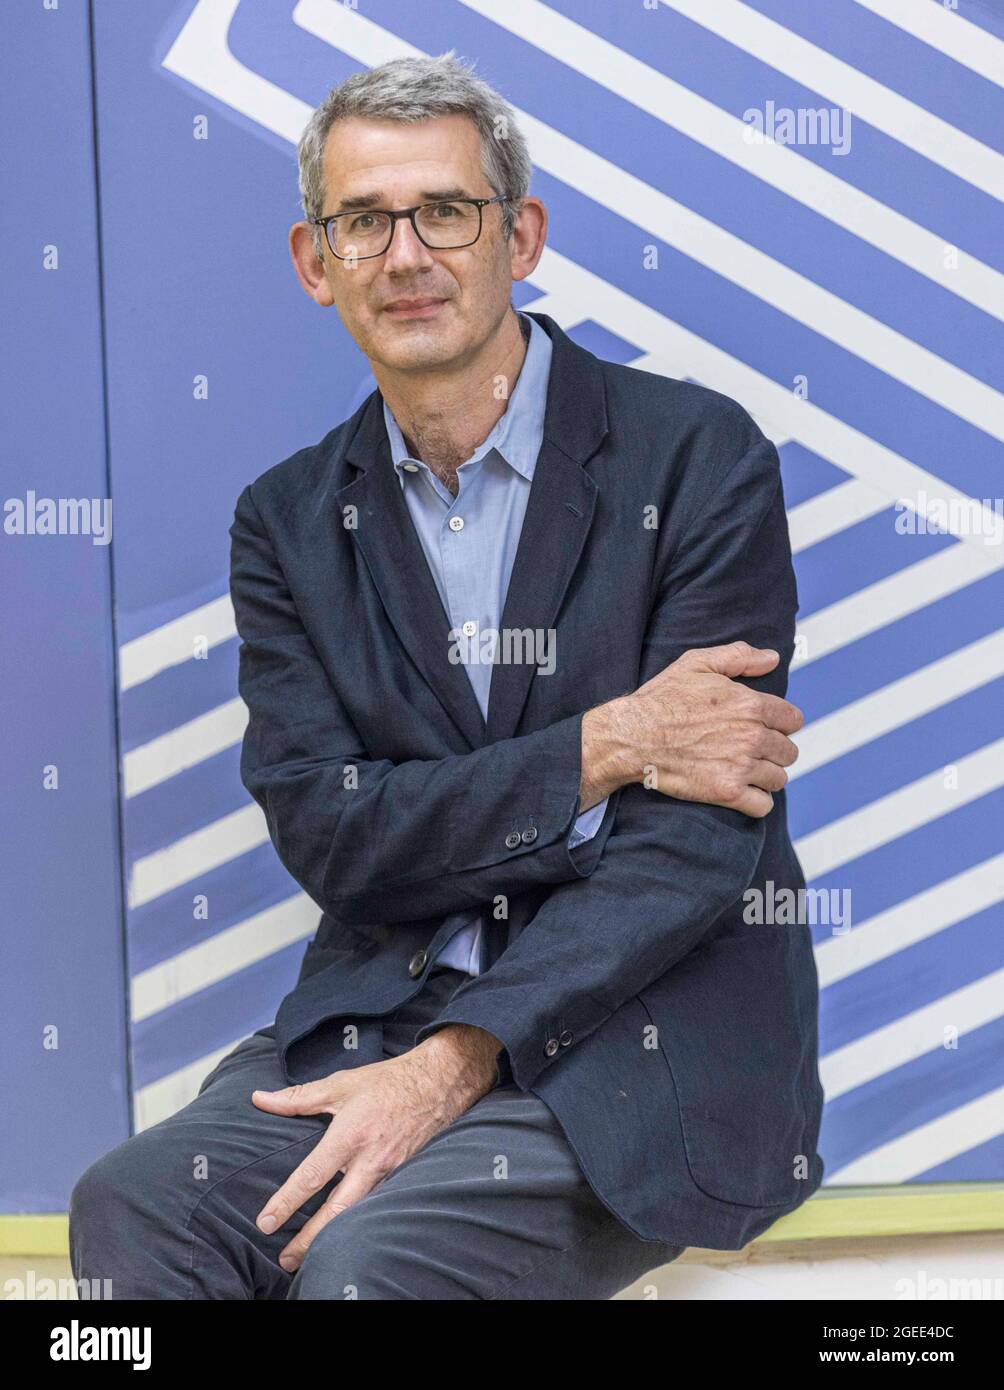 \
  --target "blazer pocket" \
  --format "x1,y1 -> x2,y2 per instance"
640,925 -> 818,1208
